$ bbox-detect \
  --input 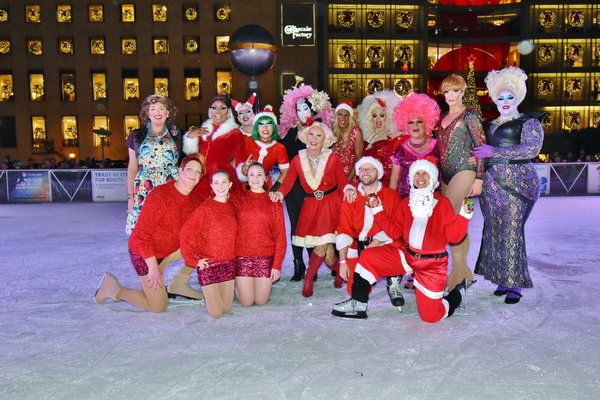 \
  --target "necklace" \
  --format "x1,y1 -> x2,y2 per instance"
307,151 -> 321,168
408,137 -> 427,149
